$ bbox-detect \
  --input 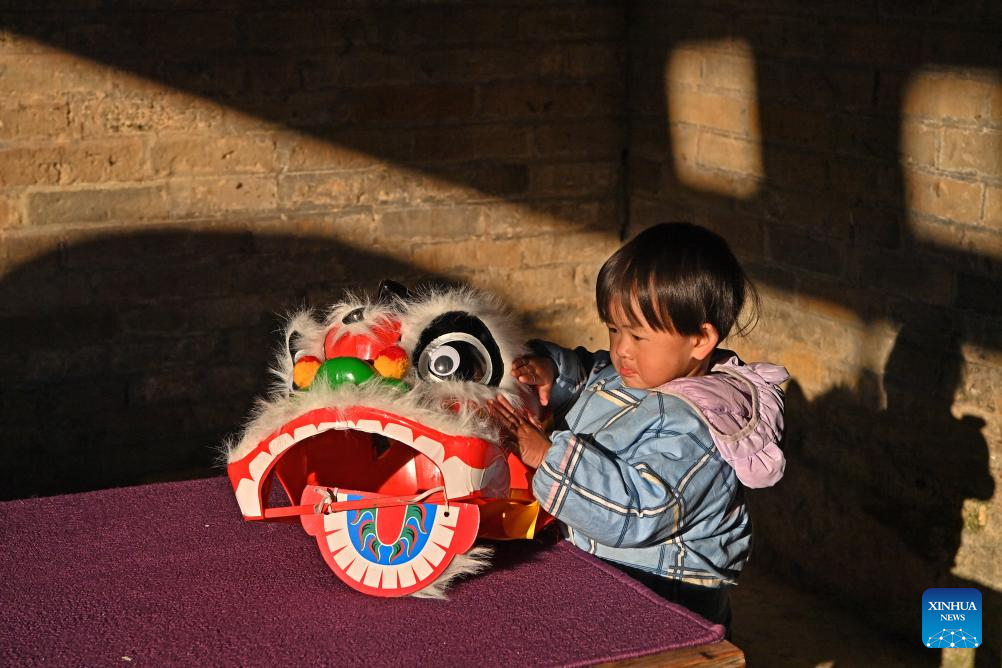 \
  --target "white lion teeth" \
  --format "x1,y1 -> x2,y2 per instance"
293,424 -> 318,441
382,423 -> 414,446
268,433 -> 294,456
235,478 -> 261,518
412,435 -> 445,462
248,451 -> 274,482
